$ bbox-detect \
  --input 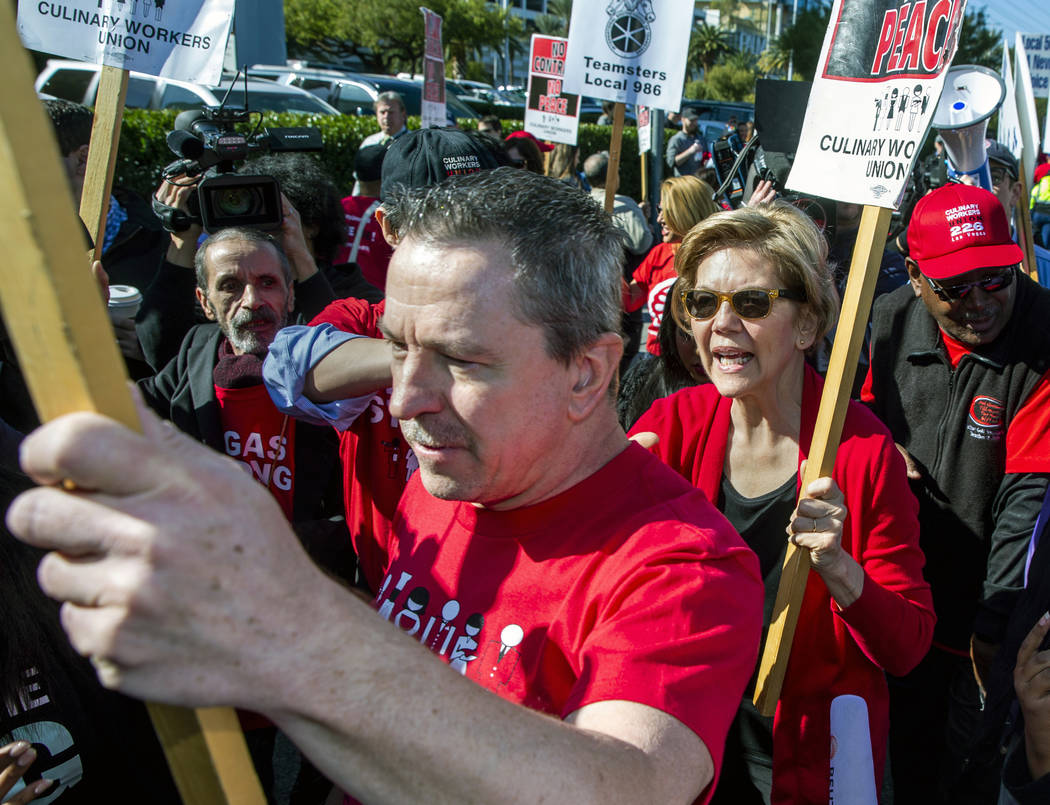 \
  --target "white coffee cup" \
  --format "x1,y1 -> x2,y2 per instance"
107,284 -> 142,323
